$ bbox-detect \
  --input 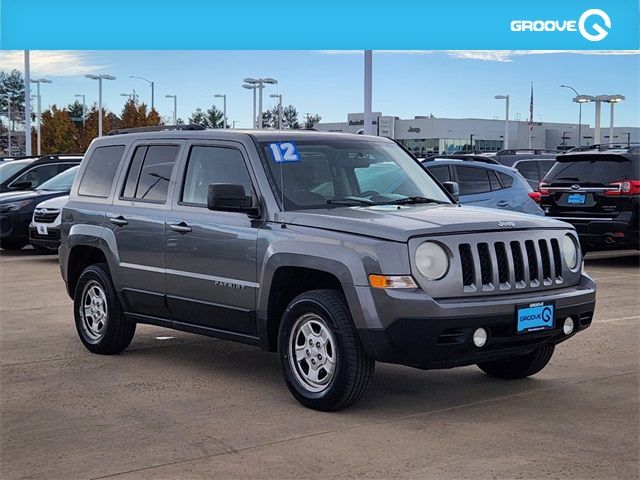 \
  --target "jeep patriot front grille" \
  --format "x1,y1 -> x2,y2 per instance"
458,237 -> 563,293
